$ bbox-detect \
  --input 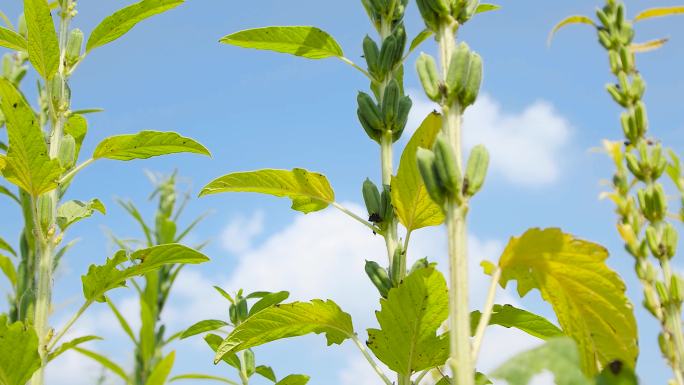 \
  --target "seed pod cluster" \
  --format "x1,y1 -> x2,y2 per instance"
416,0 -> 481,31
365,260 -> 392,298
65,29 -> 84,70
361,0 -> 409,31
362,179 -> 394,231
356,80 -> 412,144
